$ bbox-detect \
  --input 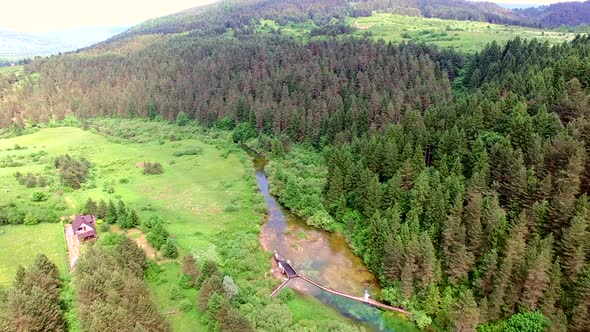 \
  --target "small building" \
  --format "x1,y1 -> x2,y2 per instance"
72,215 -> 96,241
